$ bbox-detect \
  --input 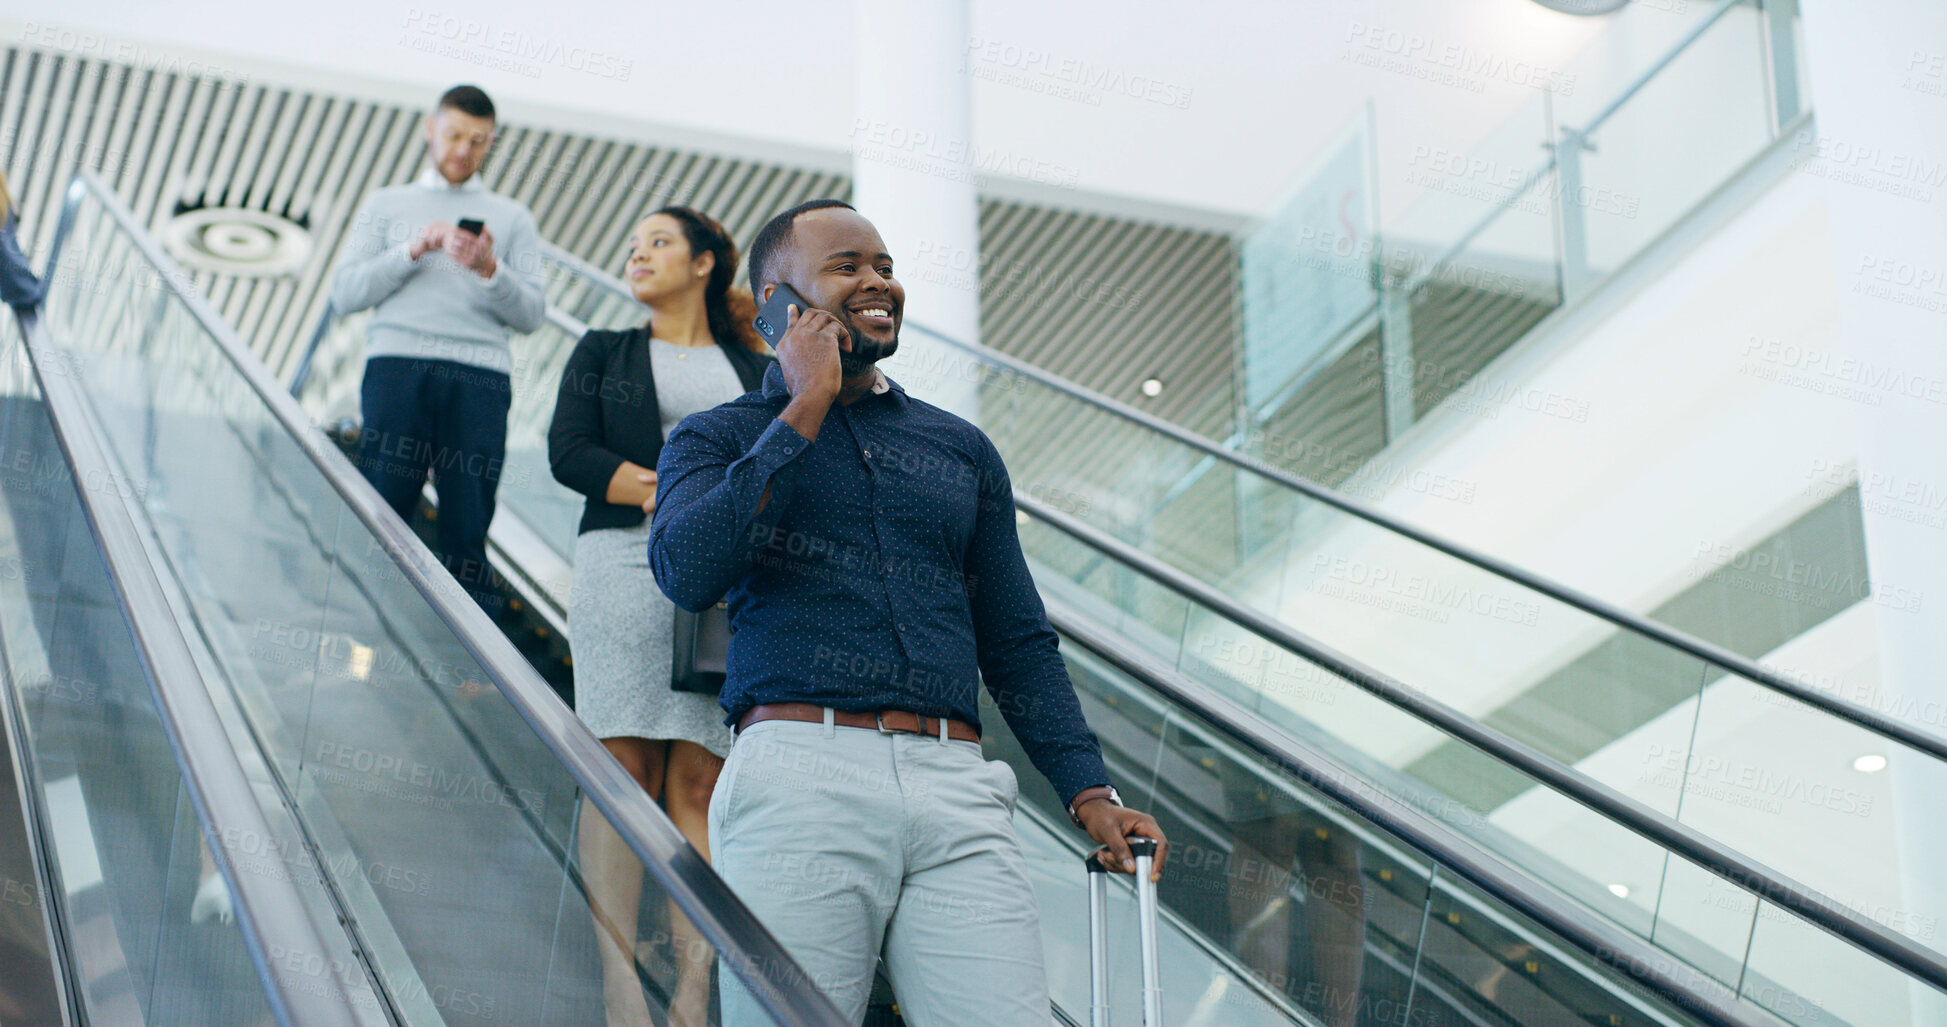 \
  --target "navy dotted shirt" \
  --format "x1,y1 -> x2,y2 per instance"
648,362 -> 1111,804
